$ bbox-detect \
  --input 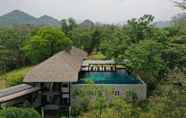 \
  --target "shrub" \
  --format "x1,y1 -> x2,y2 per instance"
0,107 -> 41,118
2,67 -> 31,86
22,27 -> 72,64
